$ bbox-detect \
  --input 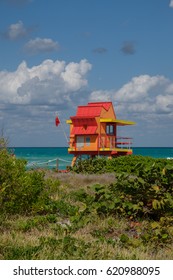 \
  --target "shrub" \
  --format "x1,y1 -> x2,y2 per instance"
71,155 -> 172,175
91,163 -> 173,220
69,156 -> 173,220
0,138 -> 59,215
